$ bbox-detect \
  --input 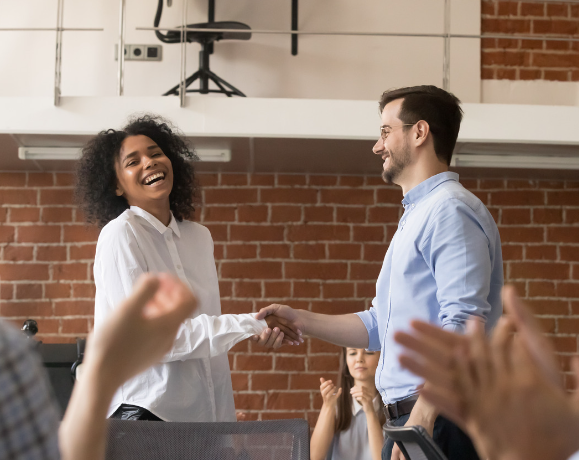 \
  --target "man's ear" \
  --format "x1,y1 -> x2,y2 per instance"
414,120 -> 430,147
